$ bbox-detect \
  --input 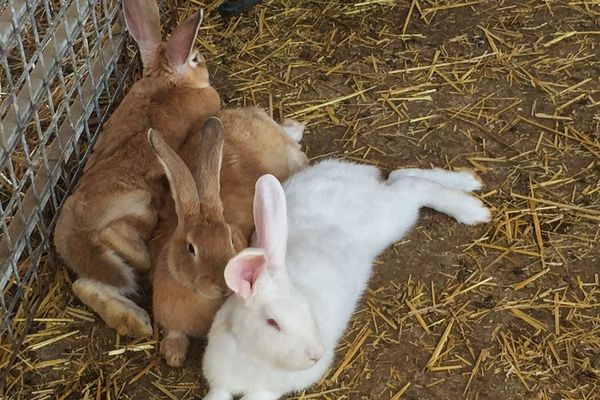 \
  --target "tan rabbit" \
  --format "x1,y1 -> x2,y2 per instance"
149,111 -> 308,367
53,0 -> 221,337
